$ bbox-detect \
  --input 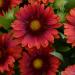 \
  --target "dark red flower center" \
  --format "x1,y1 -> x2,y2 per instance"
26,18 -> 48,36
0,42 -> 9,65
30,52 -> 50,75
